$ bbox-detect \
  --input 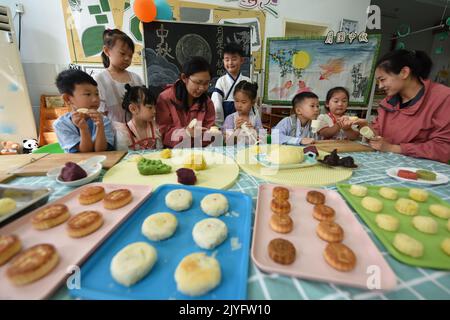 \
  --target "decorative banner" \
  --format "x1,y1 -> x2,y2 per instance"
239,0 -> 279,18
